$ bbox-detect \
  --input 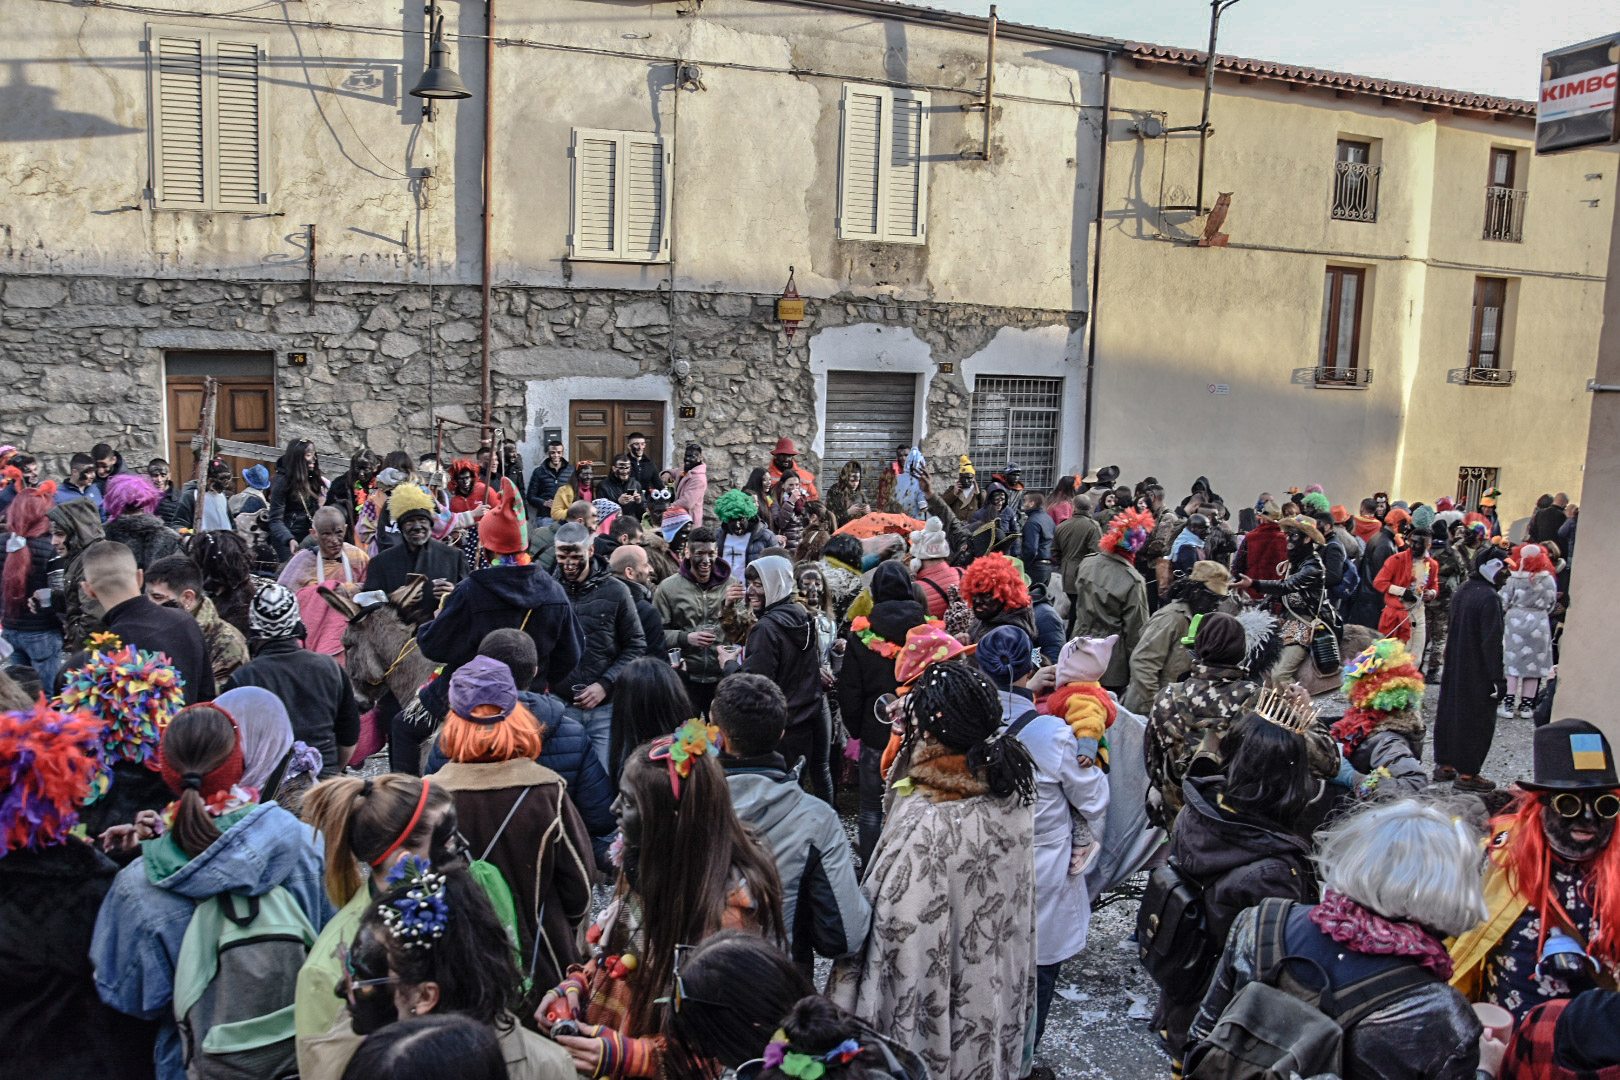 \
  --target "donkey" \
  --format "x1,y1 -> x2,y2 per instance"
318,576 -> 440,711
